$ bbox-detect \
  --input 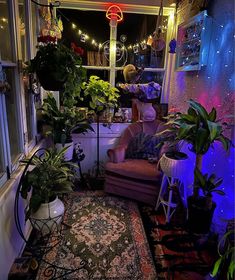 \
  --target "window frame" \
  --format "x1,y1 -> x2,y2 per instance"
0,0 -> 39,187
58,1 -> 175,86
